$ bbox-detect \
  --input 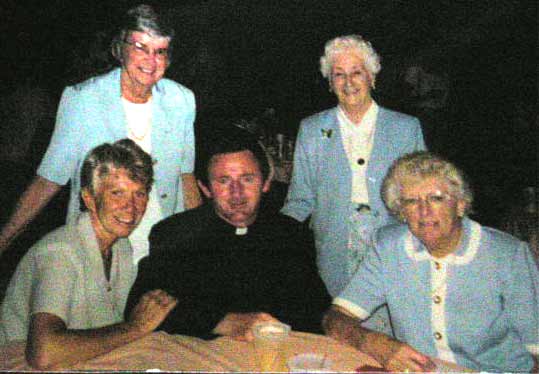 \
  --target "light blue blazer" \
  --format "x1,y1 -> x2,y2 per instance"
336,218 -> 539,372
282,106 -> 425,297
37,68 -> 196,223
